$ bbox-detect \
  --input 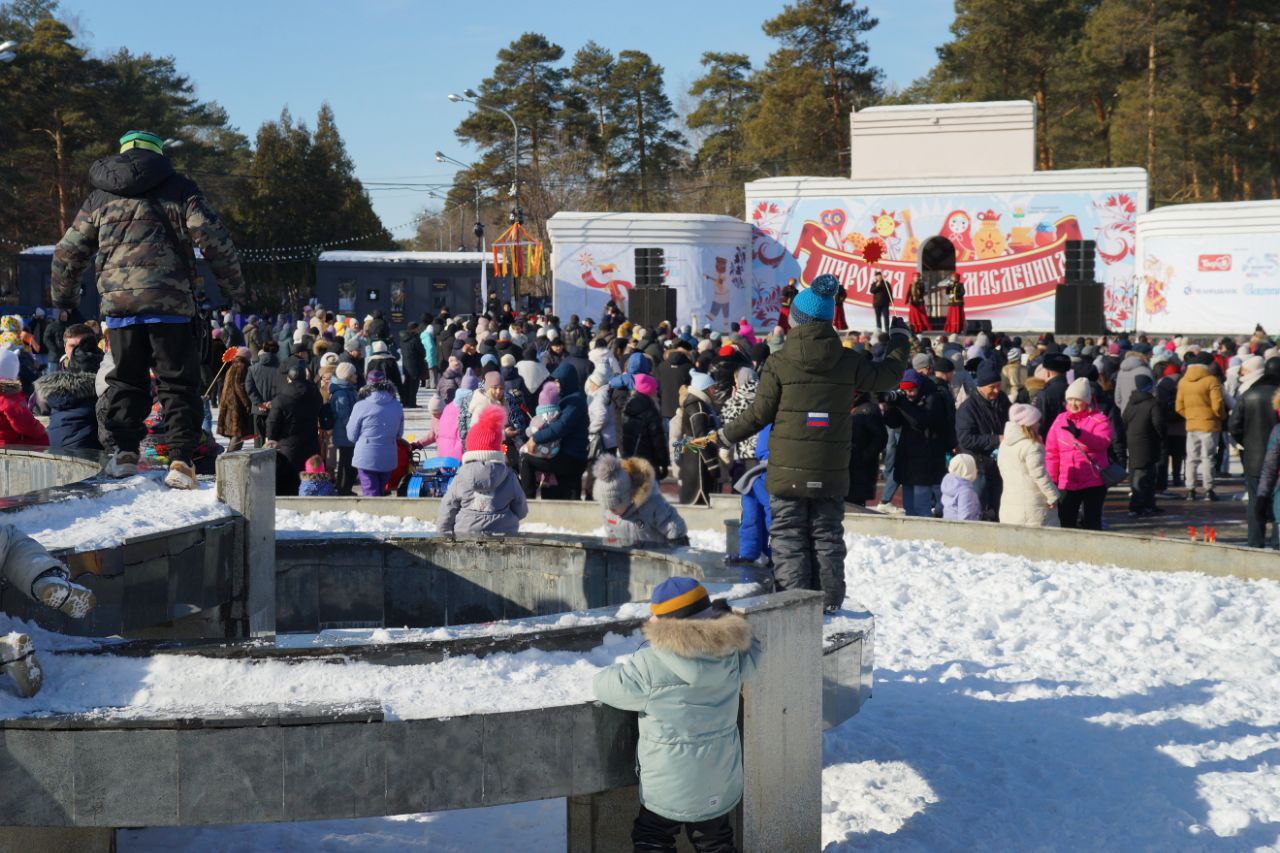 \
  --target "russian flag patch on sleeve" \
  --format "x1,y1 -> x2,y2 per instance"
806,411 -> 830,428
